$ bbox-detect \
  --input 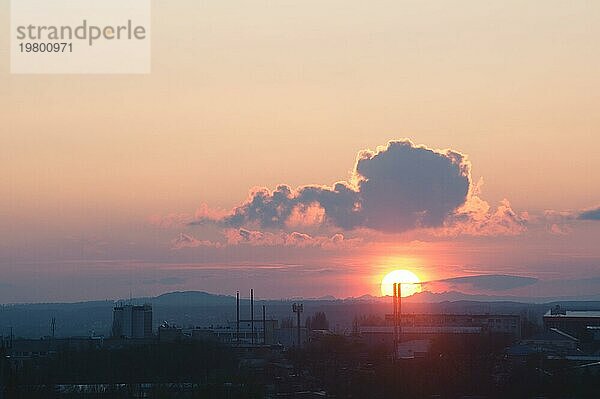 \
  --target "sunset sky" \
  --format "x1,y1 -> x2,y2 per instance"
1,1 -> 599,303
